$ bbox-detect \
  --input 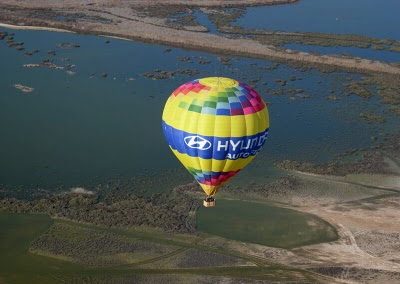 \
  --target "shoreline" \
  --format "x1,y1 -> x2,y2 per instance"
0,22 -> 74,33
2,21 -> 400,76
130,0 -> 299,7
